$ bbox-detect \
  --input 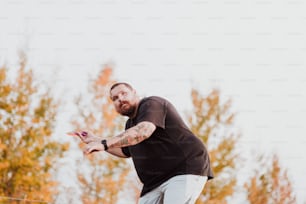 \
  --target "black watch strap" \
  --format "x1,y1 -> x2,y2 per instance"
101,139 -> 108,151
